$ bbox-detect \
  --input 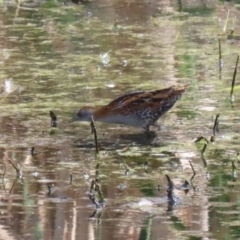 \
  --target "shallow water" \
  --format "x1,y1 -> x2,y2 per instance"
1,0 -> 240,239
